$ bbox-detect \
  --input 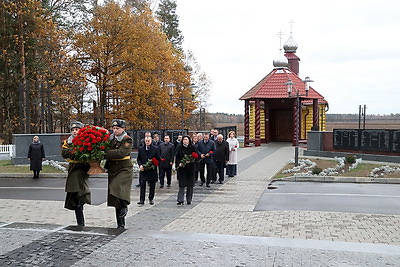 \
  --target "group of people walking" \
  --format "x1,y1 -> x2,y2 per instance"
60,119 -> 239,229
194,129 -> 239,187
